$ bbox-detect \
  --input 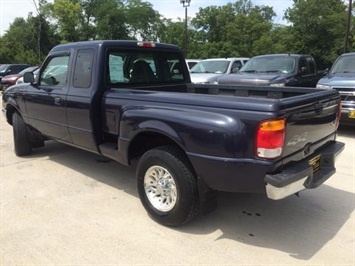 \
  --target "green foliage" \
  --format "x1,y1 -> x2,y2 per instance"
93,0 -> 129,40
125,0 -> 162,41
0,0 -> 353,68
285,0 -> 349,68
